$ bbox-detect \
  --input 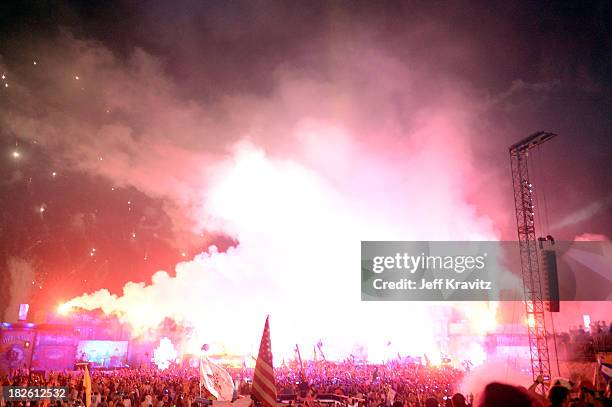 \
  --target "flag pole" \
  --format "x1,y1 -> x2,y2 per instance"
295,344 -> 303,371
